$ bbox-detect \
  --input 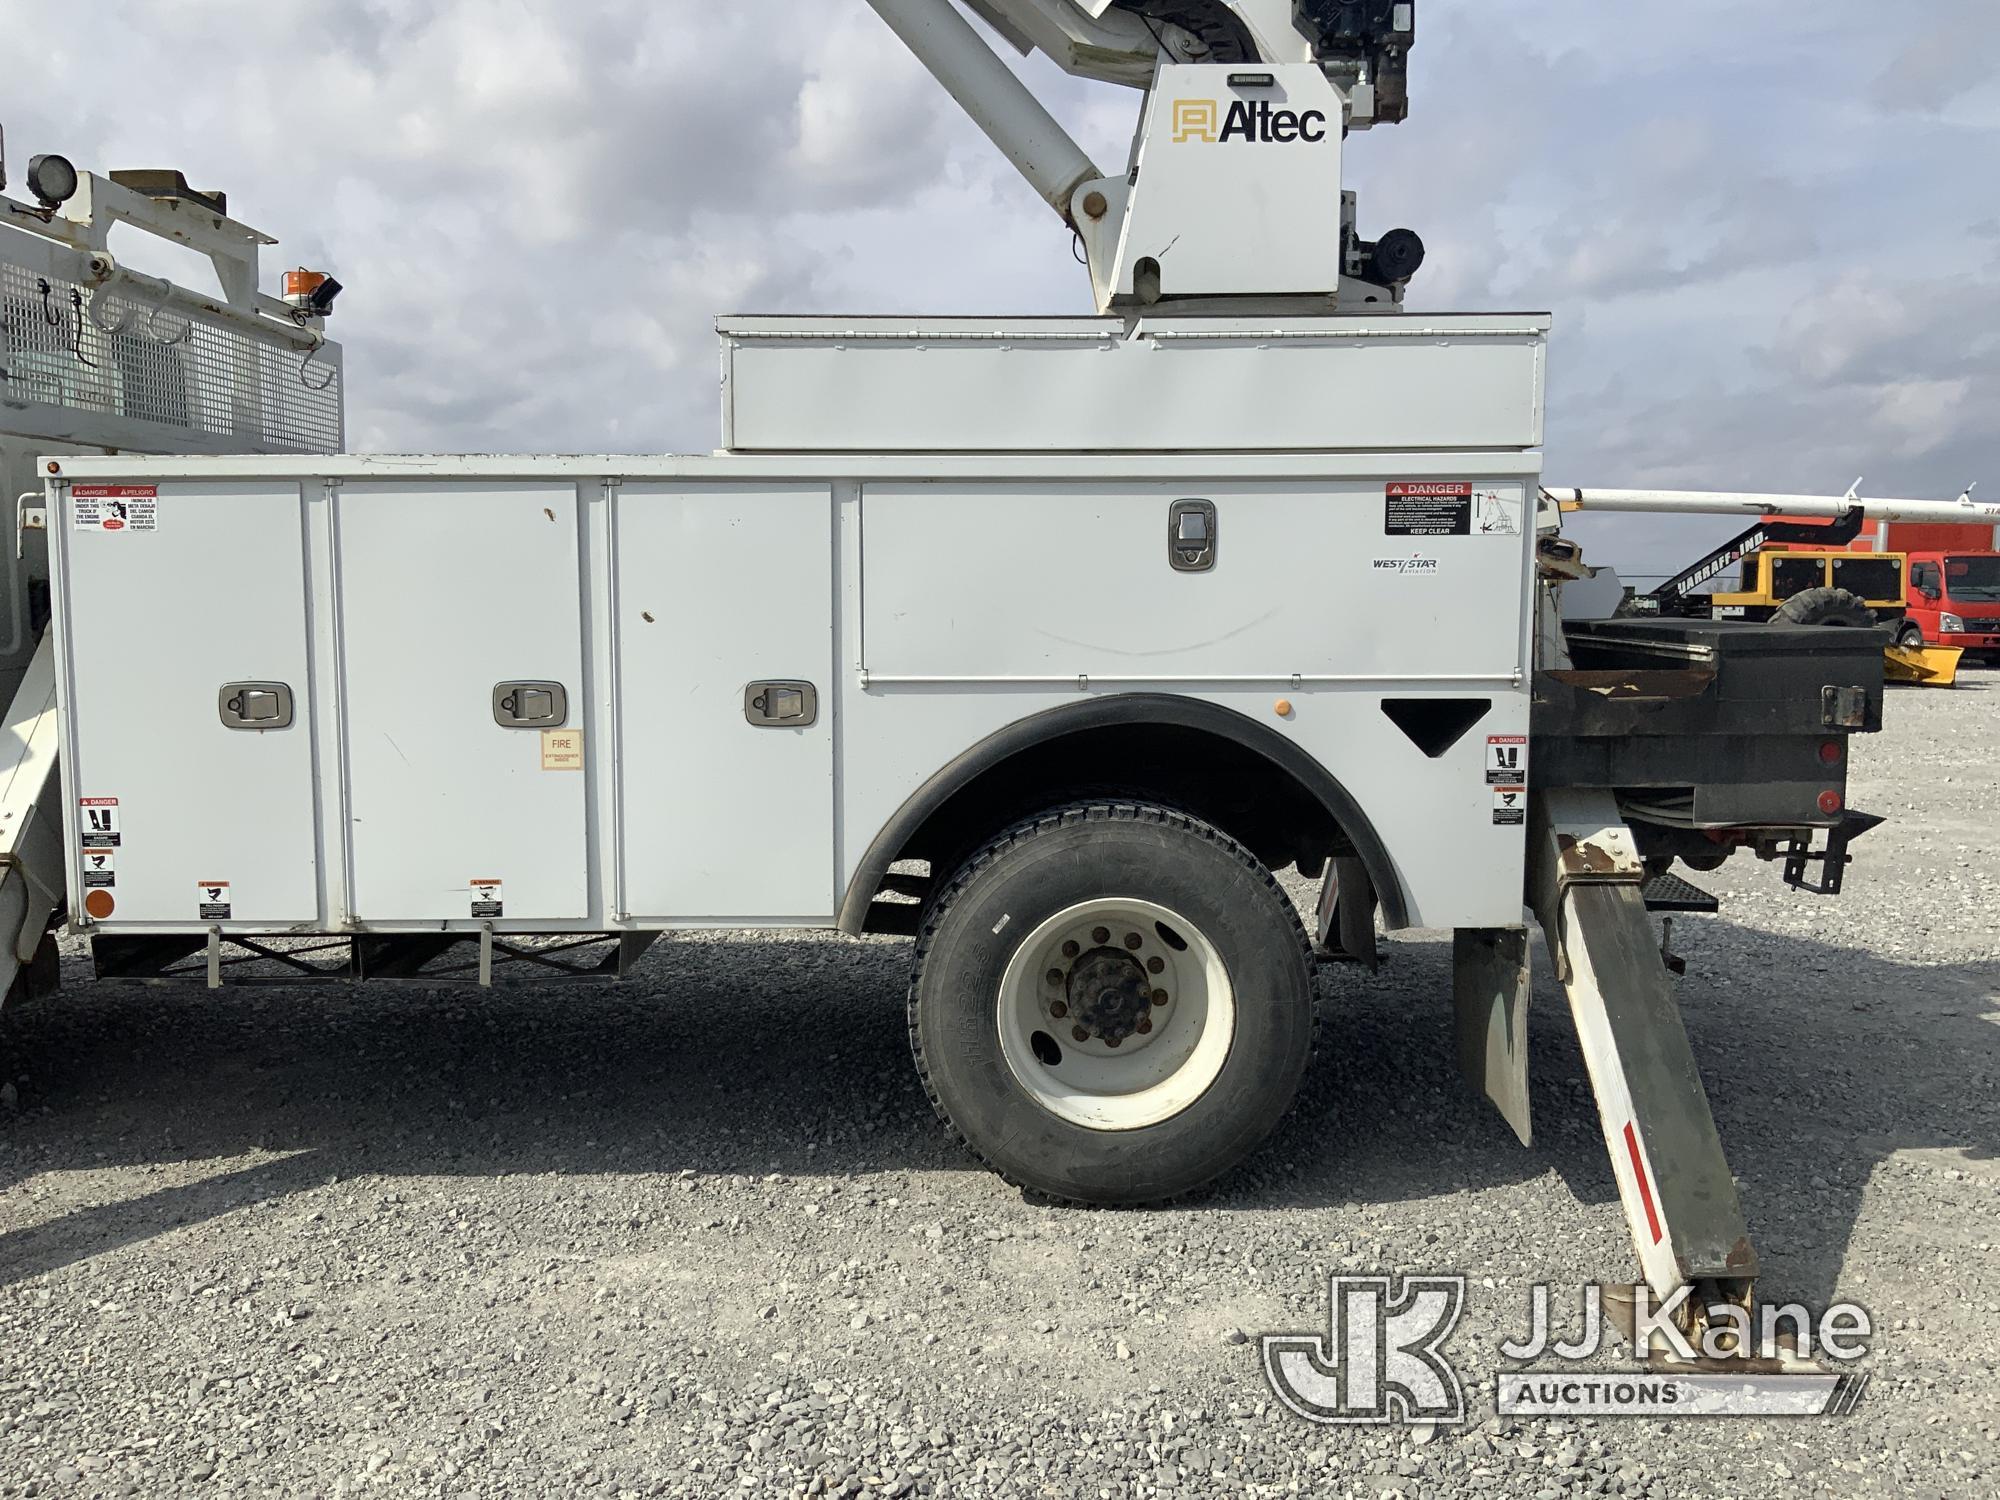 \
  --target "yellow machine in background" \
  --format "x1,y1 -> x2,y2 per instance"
1711,549 -> 1909,620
